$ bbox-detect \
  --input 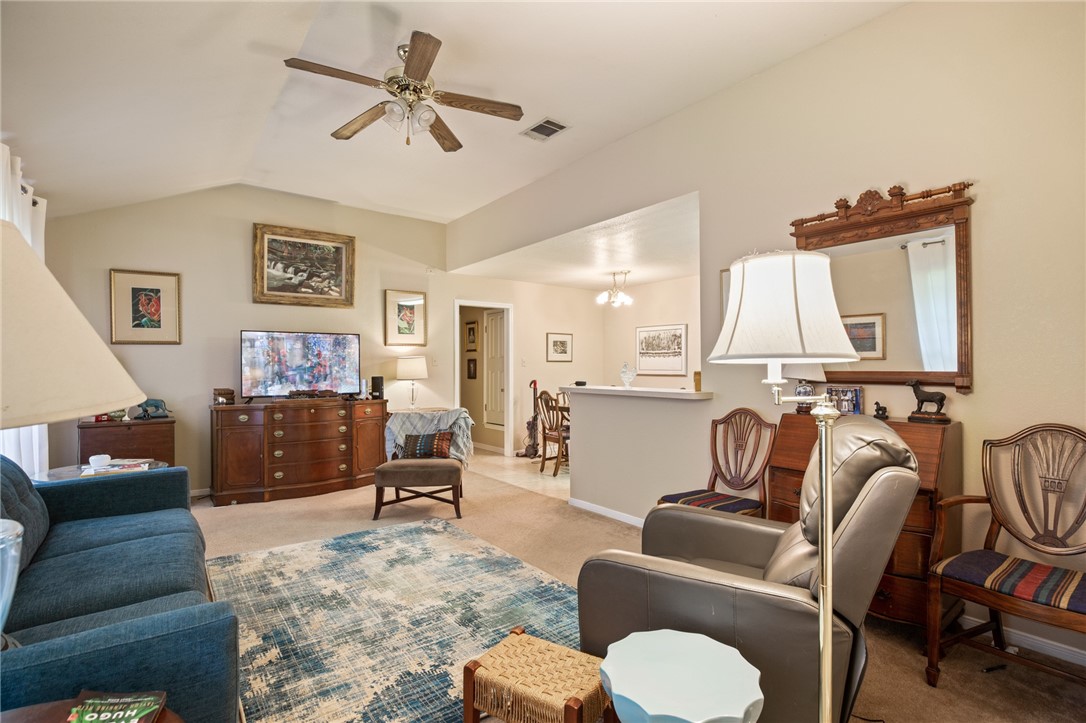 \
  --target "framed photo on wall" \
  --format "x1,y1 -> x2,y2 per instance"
252,223 -> 355,308
636,323 -> 687,376
466,358 -> 478,380
385,289 -> 427,346
841,313 -> 886,360
110,269 -> 181,344
546,332 -> 572,362
465,321 -> 478,352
